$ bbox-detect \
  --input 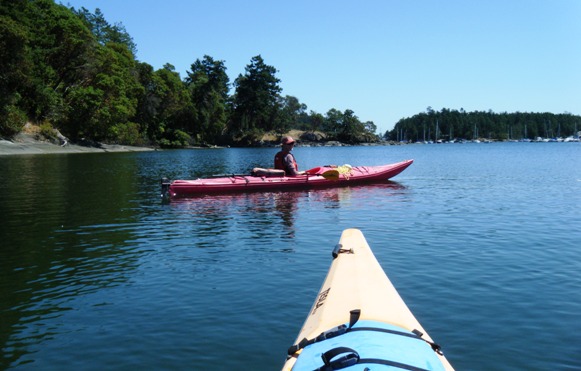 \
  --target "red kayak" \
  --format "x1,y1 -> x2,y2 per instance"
161,159 -> 413,198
